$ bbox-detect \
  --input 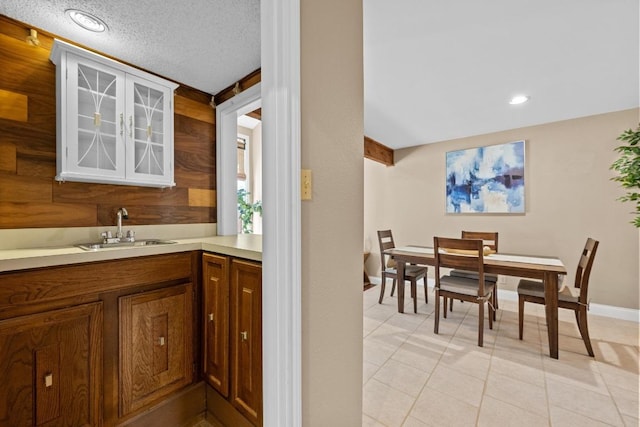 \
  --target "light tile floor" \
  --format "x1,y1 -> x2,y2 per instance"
363,284 -> 639,427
